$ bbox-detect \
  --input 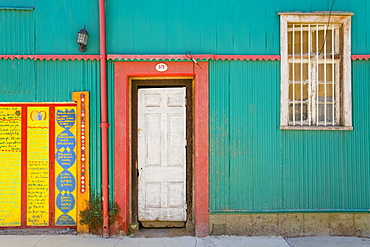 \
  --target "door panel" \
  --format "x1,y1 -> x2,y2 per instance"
138,87 -> 186,223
